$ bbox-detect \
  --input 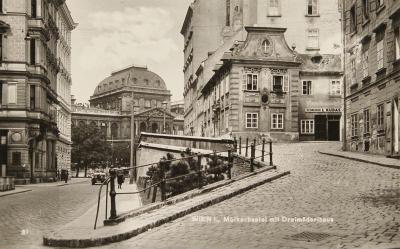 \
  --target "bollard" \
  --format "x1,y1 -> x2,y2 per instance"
152,185 -> 158,203
250,143 -> 255,172
105,181 -> 109,220
109,169 -> 117,220
245,137 -> 249,157
147,179 -> 152,199
261,139 -> 265,162
160,162 -> 166,201
197,155 -> 202,189
269,141 -> 273,166
227,149 -> 232,179
239,137 -> 242,155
